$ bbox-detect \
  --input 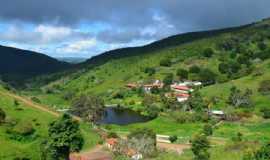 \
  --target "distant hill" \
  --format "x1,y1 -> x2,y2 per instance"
82,22 -> 252,68
57,57 -> 87,64
0,45 -> 72,85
